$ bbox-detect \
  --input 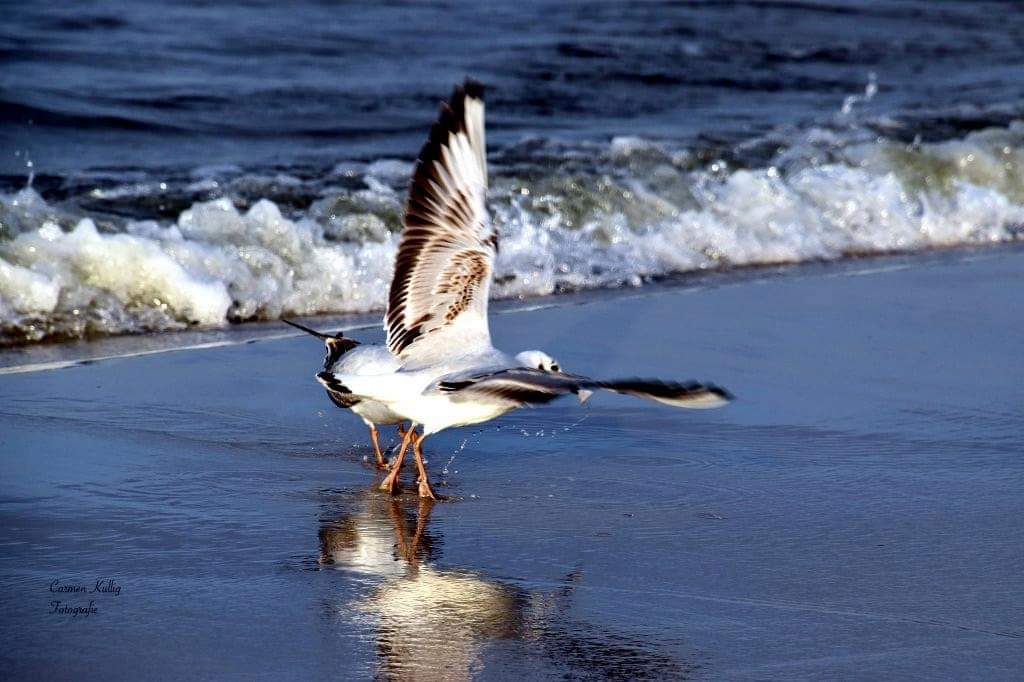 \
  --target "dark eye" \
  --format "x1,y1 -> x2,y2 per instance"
537,364 -> 544,370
